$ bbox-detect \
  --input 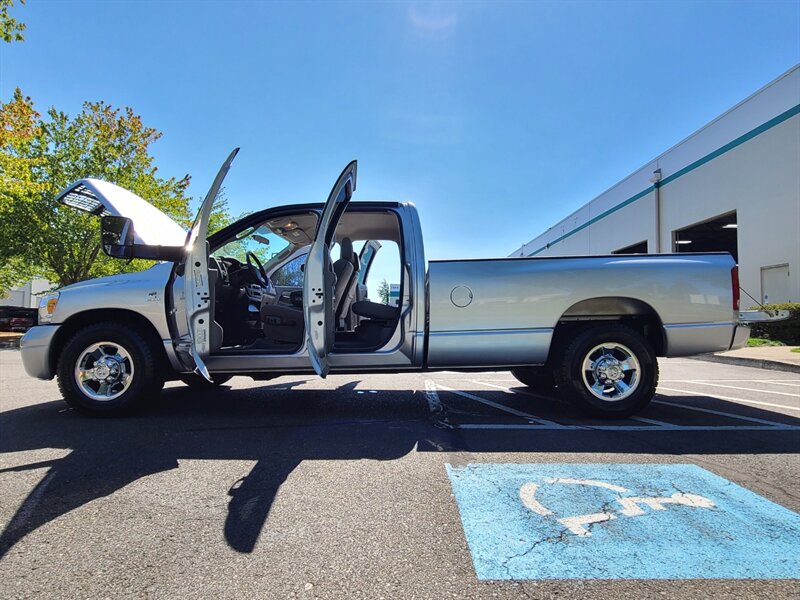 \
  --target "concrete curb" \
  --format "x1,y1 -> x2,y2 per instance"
690,353 -> 800,374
